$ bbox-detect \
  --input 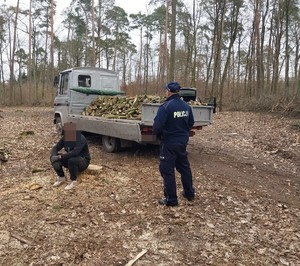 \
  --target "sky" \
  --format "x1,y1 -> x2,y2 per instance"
3,0 -> 150,16
115,0 -> 150,14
